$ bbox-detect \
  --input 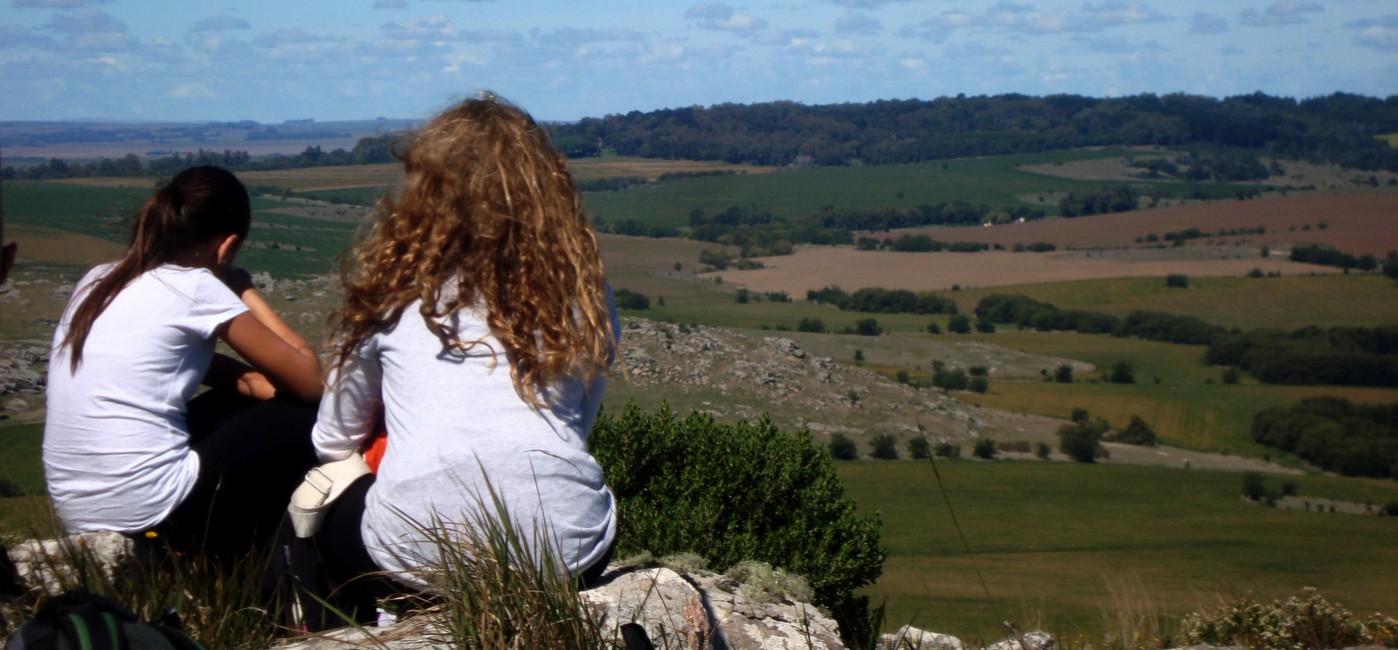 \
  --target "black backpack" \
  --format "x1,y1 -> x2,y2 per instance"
4,591 -> 206,650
